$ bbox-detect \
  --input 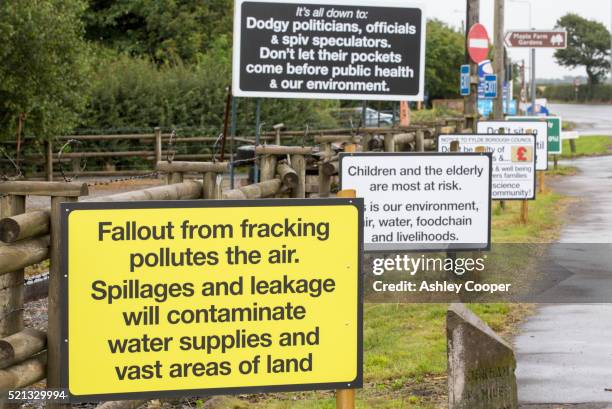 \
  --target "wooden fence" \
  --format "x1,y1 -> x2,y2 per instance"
0,117 -> 468,408
0,117 -> 466,181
